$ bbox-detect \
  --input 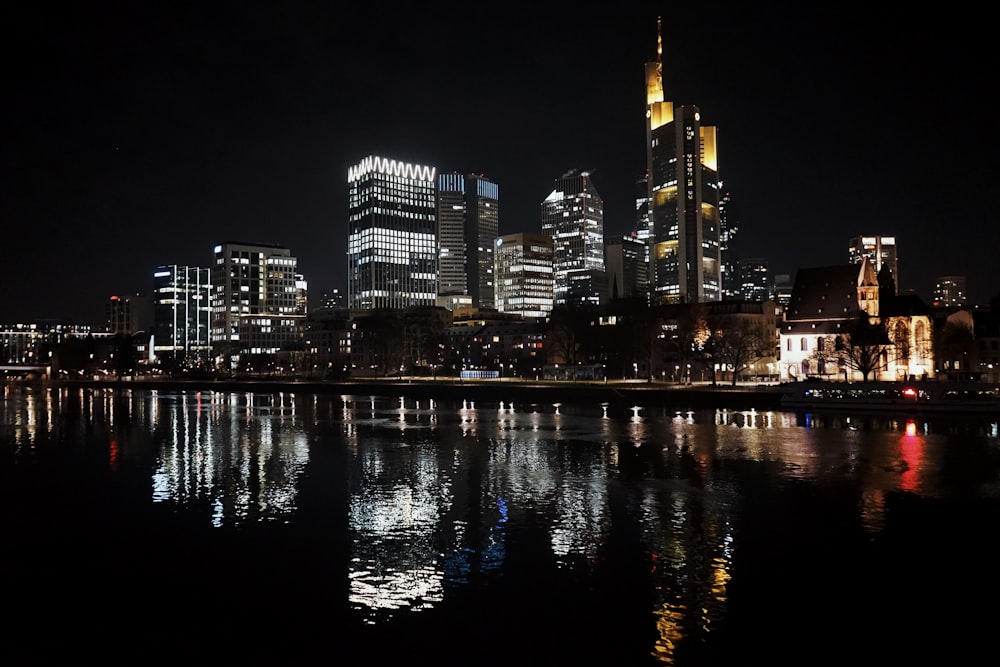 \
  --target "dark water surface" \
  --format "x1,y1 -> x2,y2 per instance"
3,385 -> 999,665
